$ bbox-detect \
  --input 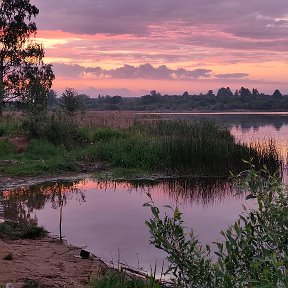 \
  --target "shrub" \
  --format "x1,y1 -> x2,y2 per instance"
23,114 -> 92,149
145,163 -> 288,287
0,139 -> 14,158
0,221 -> 47,240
